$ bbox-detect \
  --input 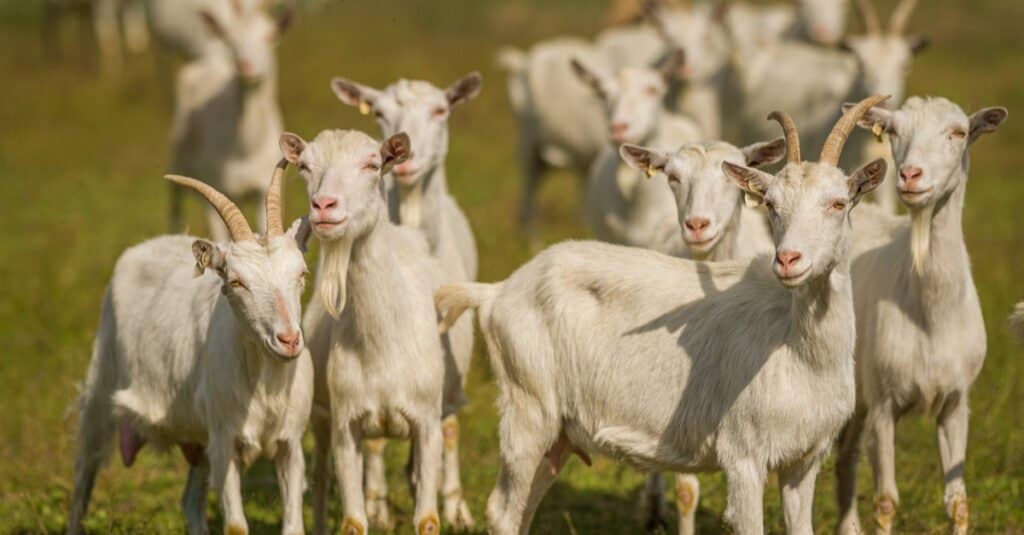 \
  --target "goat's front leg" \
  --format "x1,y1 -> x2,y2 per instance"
441,415 -> 475,529
411,418 -> 443,535
866,400 -> 899,534
275,437 -> 306,535
363,438 -> 393,530
332,420 -> 367,535
937,392 -> 970,535
310,412 -> 332,535
779,453 -> 822,535
723,459 -> 766,535
674,473 -> 700,535
208,438 -> 247,535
